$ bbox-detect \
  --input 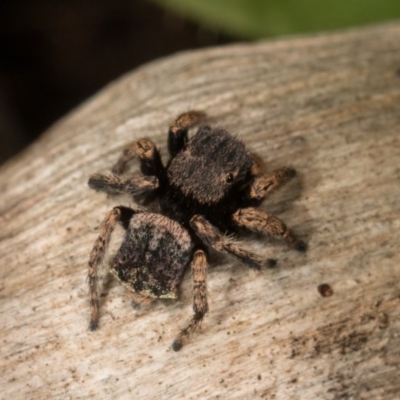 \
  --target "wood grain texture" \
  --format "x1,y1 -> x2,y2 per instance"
1,23 -> 400,399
